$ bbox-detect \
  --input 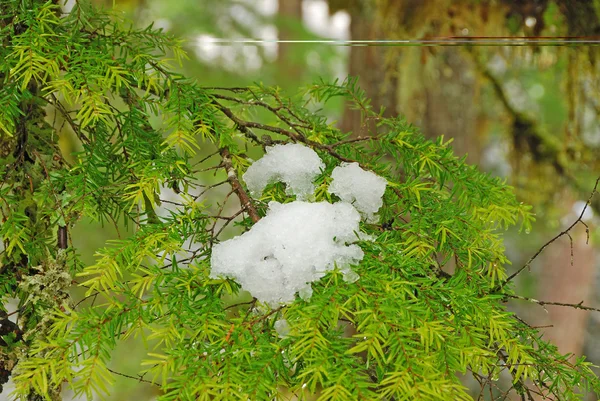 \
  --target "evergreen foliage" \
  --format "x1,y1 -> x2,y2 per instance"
0,1 -> 598,400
